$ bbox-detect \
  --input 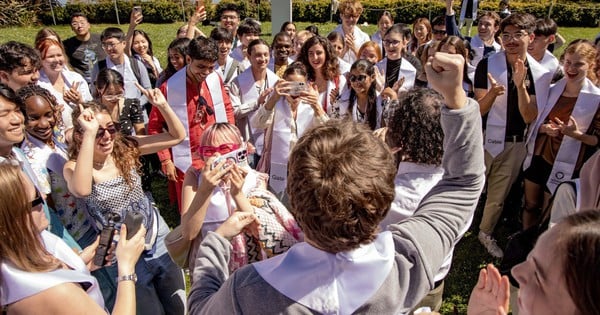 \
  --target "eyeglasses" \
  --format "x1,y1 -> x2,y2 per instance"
433,29 -> 446,35
198,143 -> 240,157
30,190 -> 44,210
71,22 -> 87,27
383,40 -> 402,47
193,95 -> 214,124
102,93 -> 124,102
349,74 -> 368,83
501,32 -> 528,42
96,124 -> 120,139
221,14 -> 239,20
102,41 -> 122,49
344,13 -> 361,19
